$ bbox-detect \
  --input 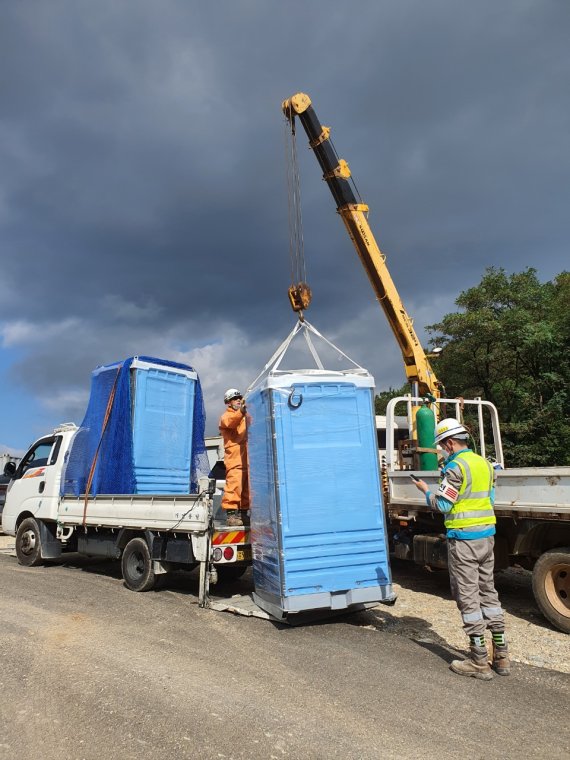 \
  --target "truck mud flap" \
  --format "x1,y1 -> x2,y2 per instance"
38,520 -> 62,559
151,533 -> 195,565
